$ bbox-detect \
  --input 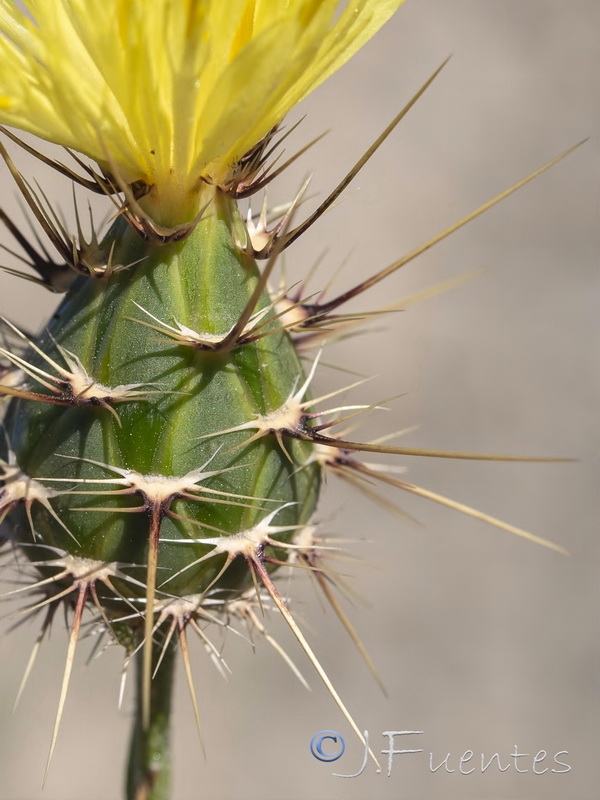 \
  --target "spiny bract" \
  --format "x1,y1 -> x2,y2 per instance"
0,2 -> 574,799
